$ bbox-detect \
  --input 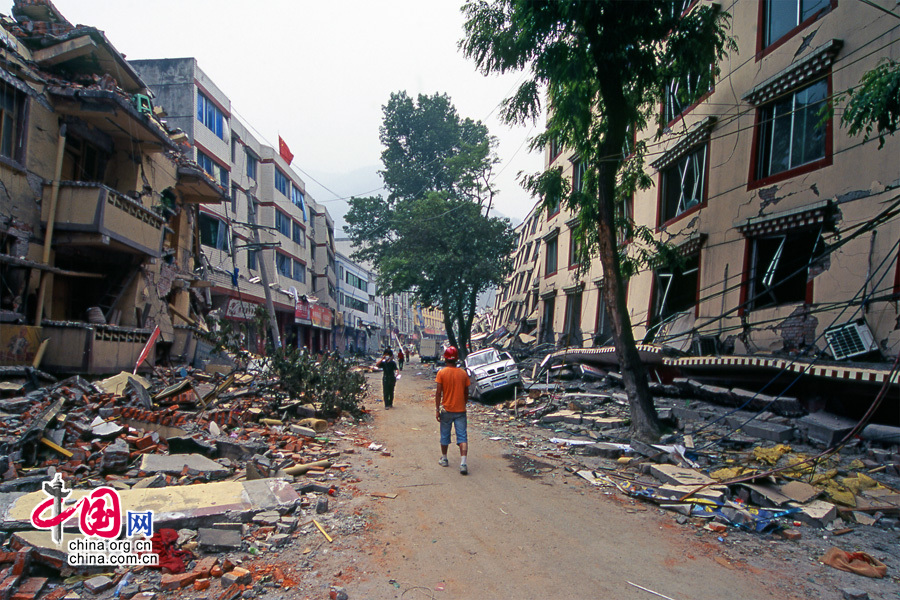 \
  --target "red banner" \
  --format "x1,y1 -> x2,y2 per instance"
133,325 -> 160,374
